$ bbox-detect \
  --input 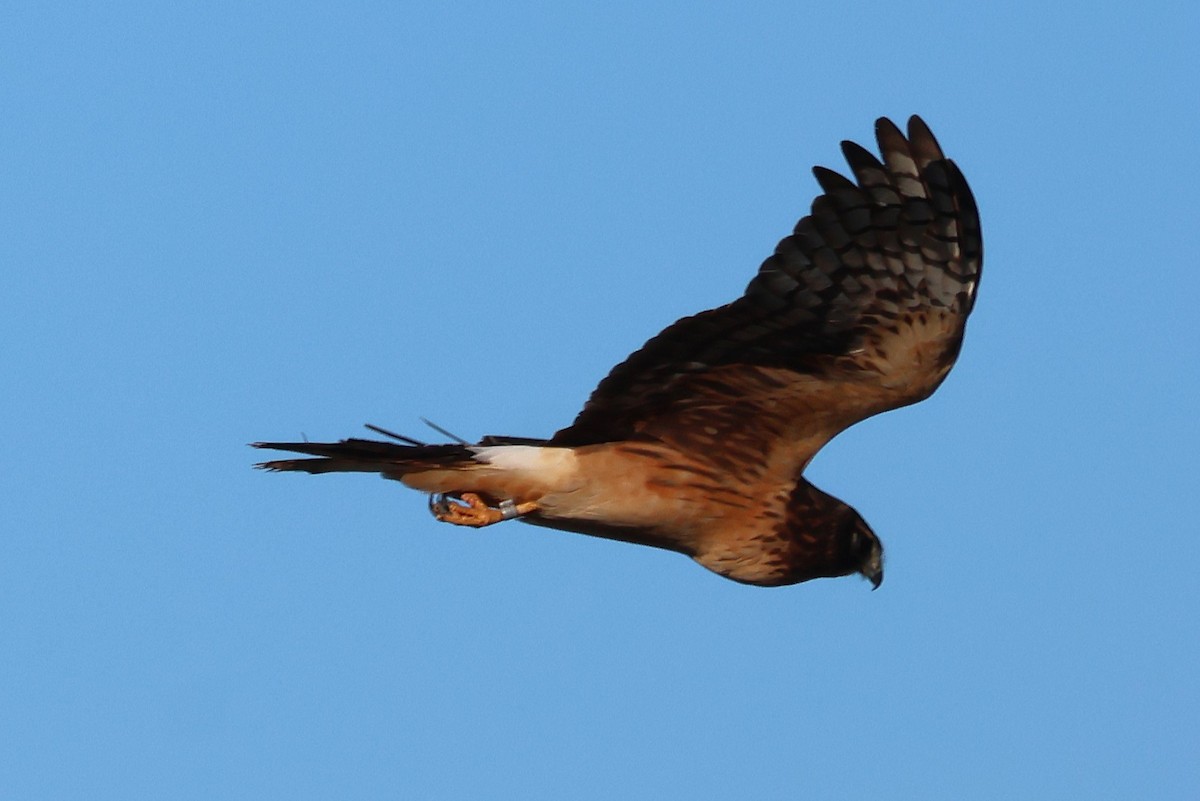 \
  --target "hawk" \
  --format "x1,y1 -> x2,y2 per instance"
254,116 -> 981,589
